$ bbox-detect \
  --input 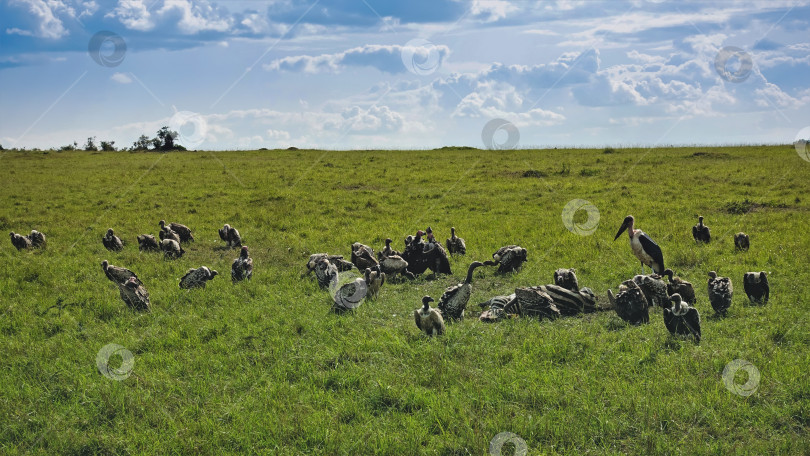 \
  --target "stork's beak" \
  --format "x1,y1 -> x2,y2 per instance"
614,219 -> 629,241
